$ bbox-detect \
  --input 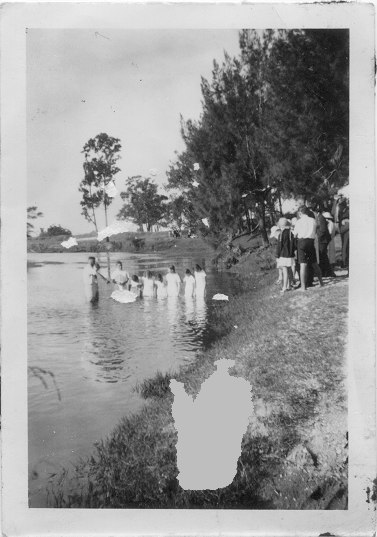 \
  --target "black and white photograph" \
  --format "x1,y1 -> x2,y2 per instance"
1,2 -> 376,536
